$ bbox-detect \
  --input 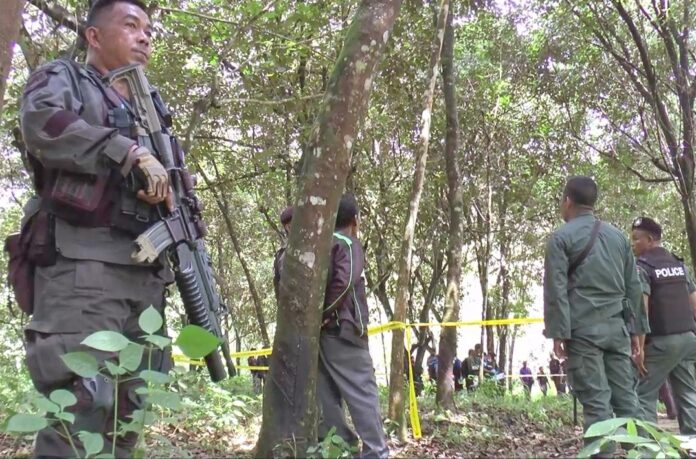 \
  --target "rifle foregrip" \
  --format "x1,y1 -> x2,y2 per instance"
175,269 -> 227,382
